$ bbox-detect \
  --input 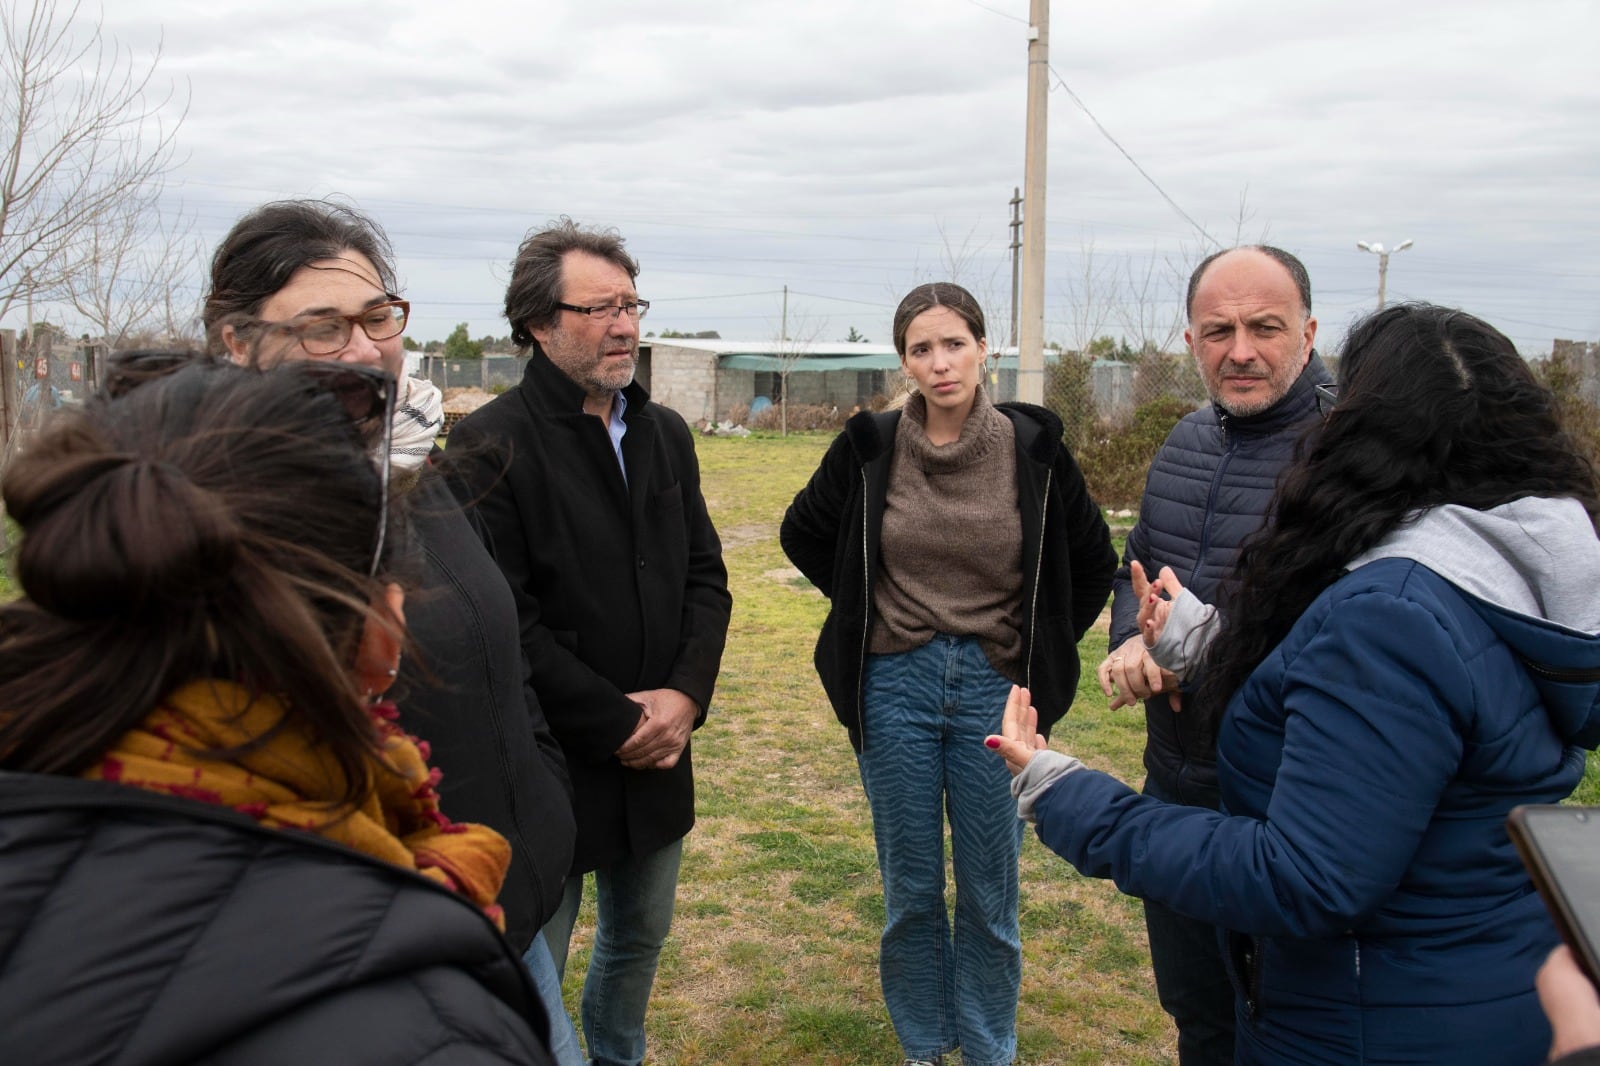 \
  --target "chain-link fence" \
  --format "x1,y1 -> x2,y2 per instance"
2,328 -> 108,469
1039,350 -> 1209,509
417,354 -> 528,392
